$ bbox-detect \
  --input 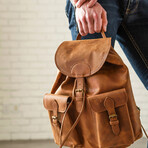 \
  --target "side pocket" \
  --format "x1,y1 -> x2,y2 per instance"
43,93 -> 81,146
88,88 -> 135,148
